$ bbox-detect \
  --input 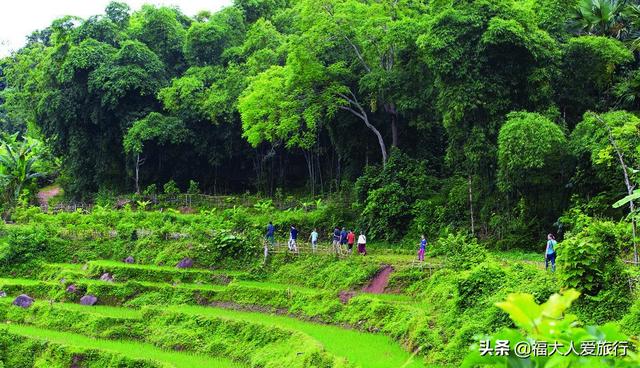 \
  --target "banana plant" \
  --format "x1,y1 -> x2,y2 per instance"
613,188 -> 640,209
0,134 -> 45,210
136,200 -> 151,211
572,0 -> 627,38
